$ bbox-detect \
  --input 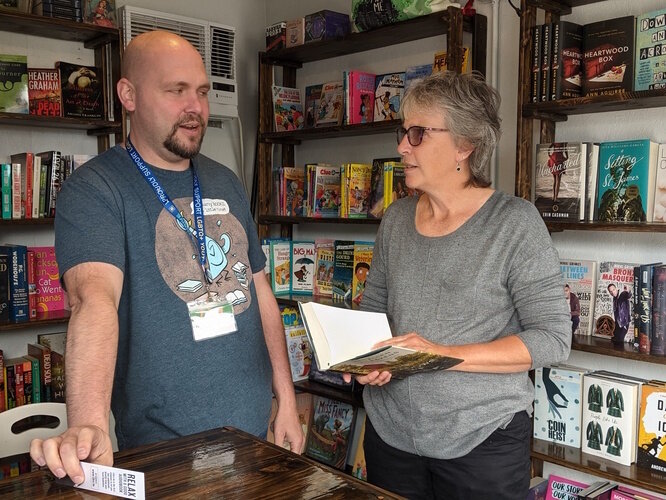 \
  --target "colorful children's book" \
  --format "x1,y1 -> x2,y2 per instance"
331,240 -> 355,302
373,72 -> 404,122
432,47 -> 470,74
351,242 -> 373,306
0,54 -> 29,114
284,323 -> 312,382
637,381 -> 666,473
560,259 -> 597,336
316,81 -> 344,127
545,474 -> 588,500
84,0 -> 117,28
652,144 -> 666,223
347,70 -> 375,124
272,85 -> 304,131
290,241 -> 315,294
305,395 -> 356,469
593,262 -> 637,343
314,239 -> 335,297
349,408 -> 367,480
269,239 -> 291,295
404,63 -> 432,93
311,165 -> 341,218
344,163 -> 372,218
281,166 -> 306,216
28,246 -> 68,312
368,157 -> 398,219
304,83 -> 323,128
